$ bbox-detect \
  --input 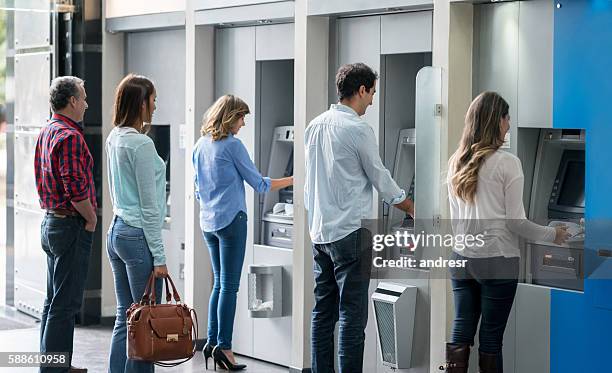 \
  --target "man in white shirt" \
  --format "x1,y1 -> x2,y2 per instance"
305,63 -> 414,373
